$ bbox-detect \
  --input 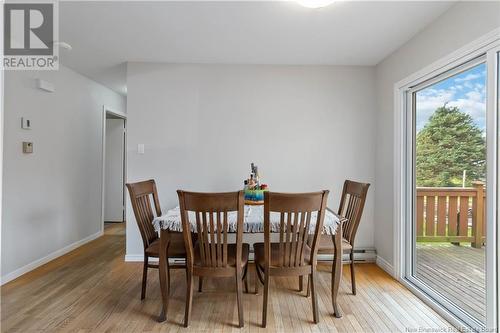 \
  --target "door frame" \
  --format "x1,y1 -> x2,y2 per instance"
101,106 -> 127,233
485,44 -> 500,332
393,28 -> 499,330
